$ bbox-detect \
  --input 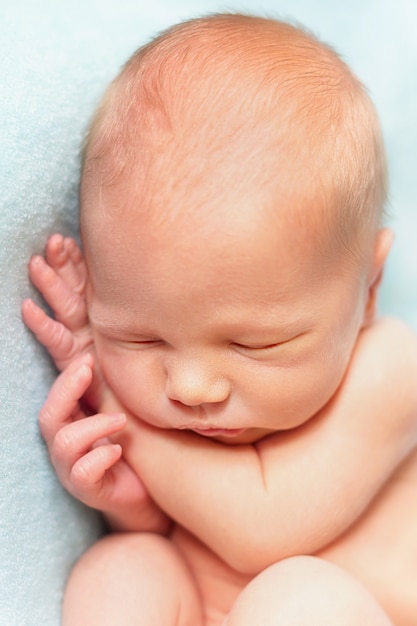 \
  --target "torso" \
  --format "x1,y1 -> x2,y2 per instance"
320,445 -> 417,626
171,446 -> 417,626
